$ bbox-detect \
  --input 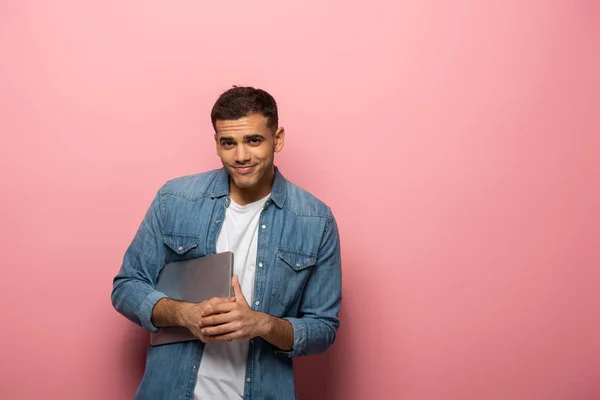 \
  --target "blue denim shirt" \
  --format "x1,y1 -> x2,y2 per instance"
111,167 -> 342,400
